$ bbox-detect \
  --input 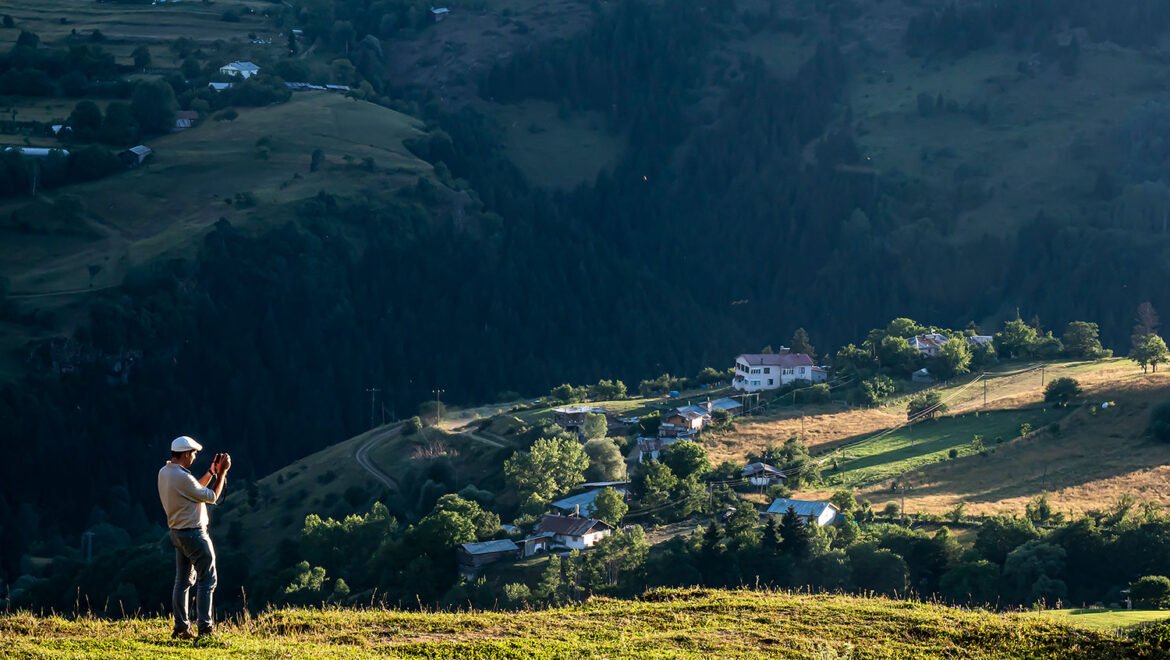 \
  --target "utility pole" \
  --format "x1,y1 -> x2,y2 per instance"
432,388 -> 446,427
983,378 -> 988,406
365,387 -> 381,429
82,531 -> 95,563
1040,366 -> 1046,388
801,413 -> 806,440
